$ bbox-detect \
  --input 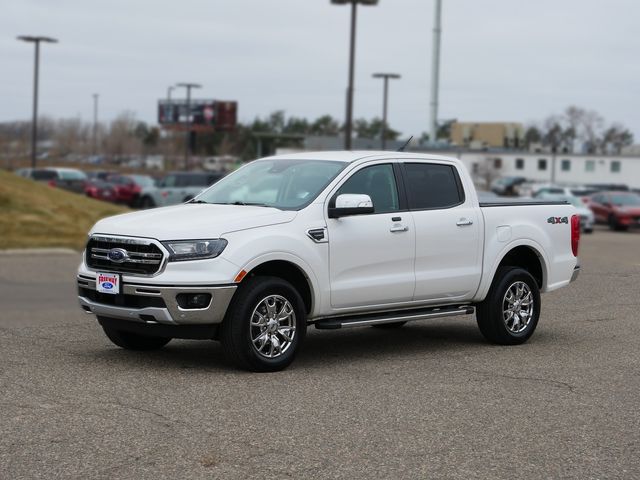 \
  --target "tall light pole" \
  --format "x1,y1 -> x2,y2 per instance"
92,93 -> 99,156
17,35 -> 58,168
331,0 -> 379,150
429,0 -> 443,143
372,72 -> 400,150
175,82 -> 201,170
